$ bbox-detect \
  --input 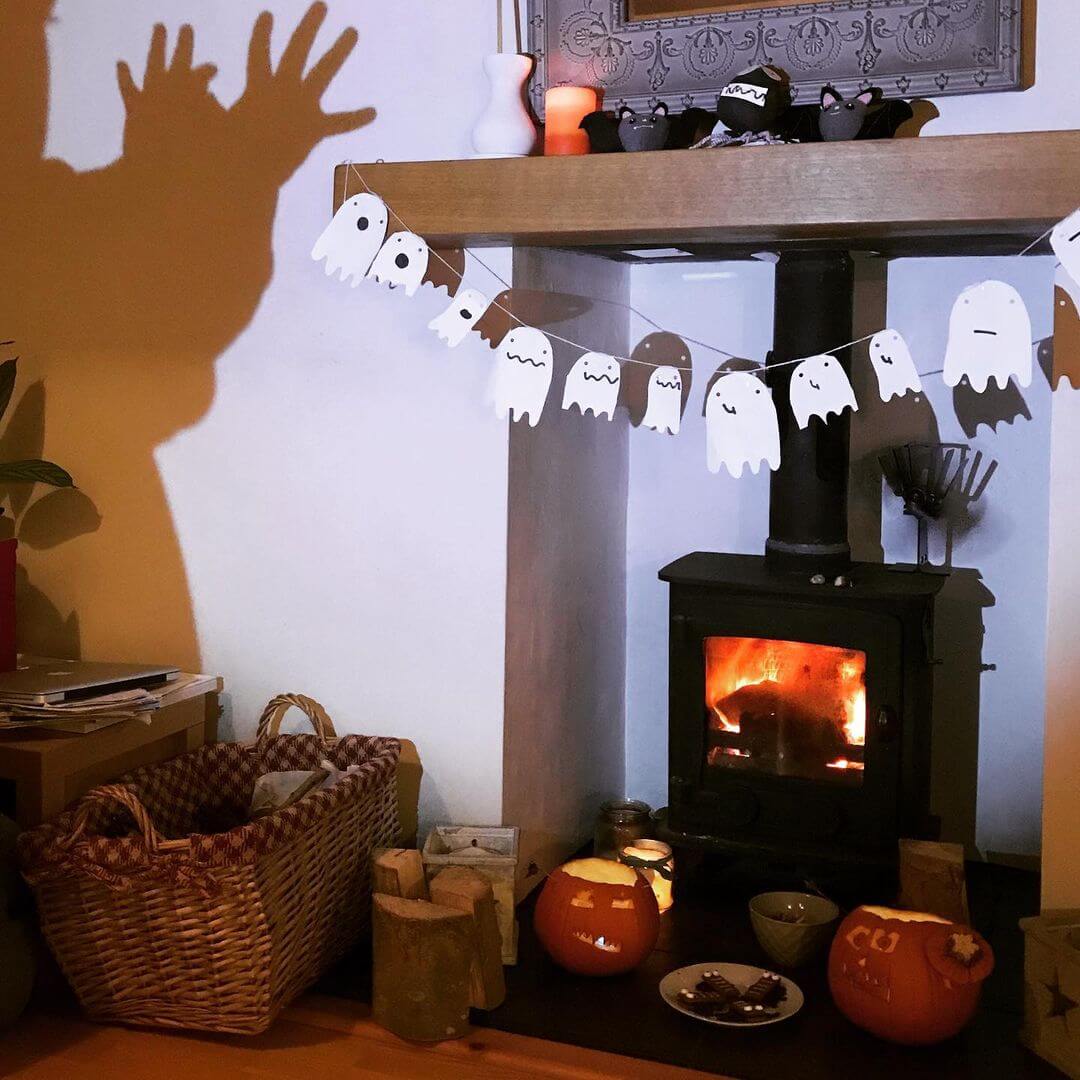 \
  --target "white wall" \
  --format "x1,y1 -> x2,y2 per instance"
625,262 -> 774,809
44,0 -> 516,832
